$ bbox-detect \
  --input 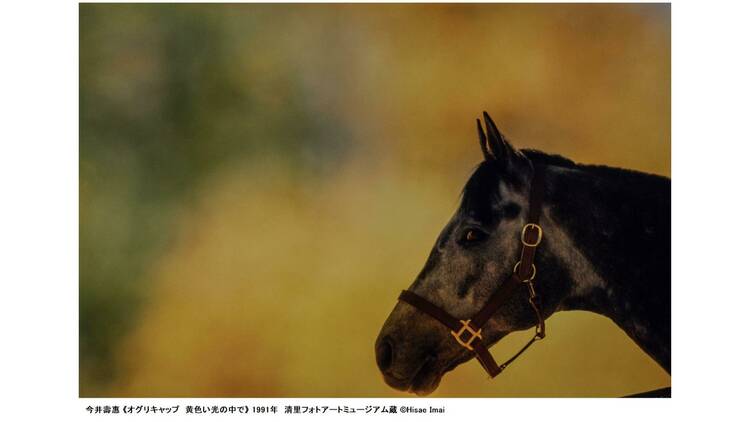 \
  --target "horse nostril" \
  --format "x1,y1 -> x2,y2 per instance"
376,336 -> 394,372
